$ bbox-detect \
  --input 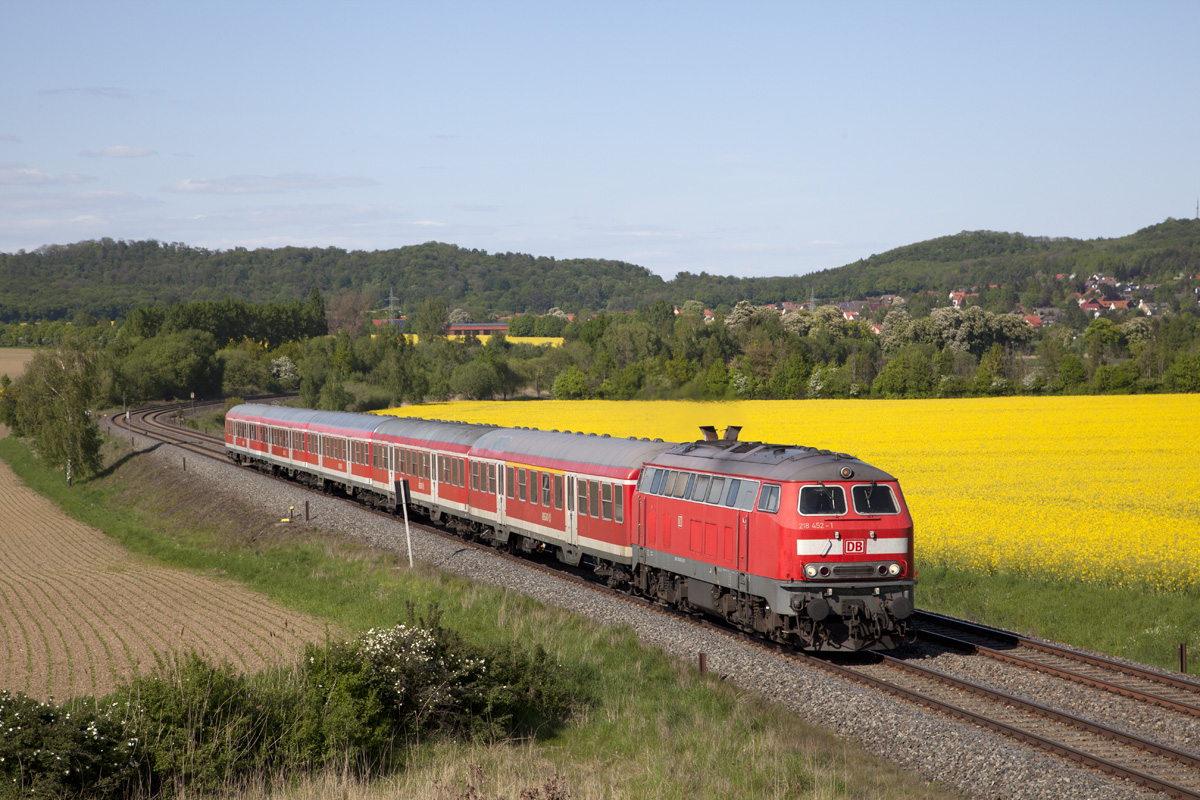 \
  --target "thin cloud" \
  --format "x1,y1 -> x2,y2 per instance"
411,220 -> 447,227
38,87 -> 130,99
167,173 -> 379,194
0,163 -> 94,186
0,134 -> 19,143
0,190 -> 159,213
80,145 -> 156,158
